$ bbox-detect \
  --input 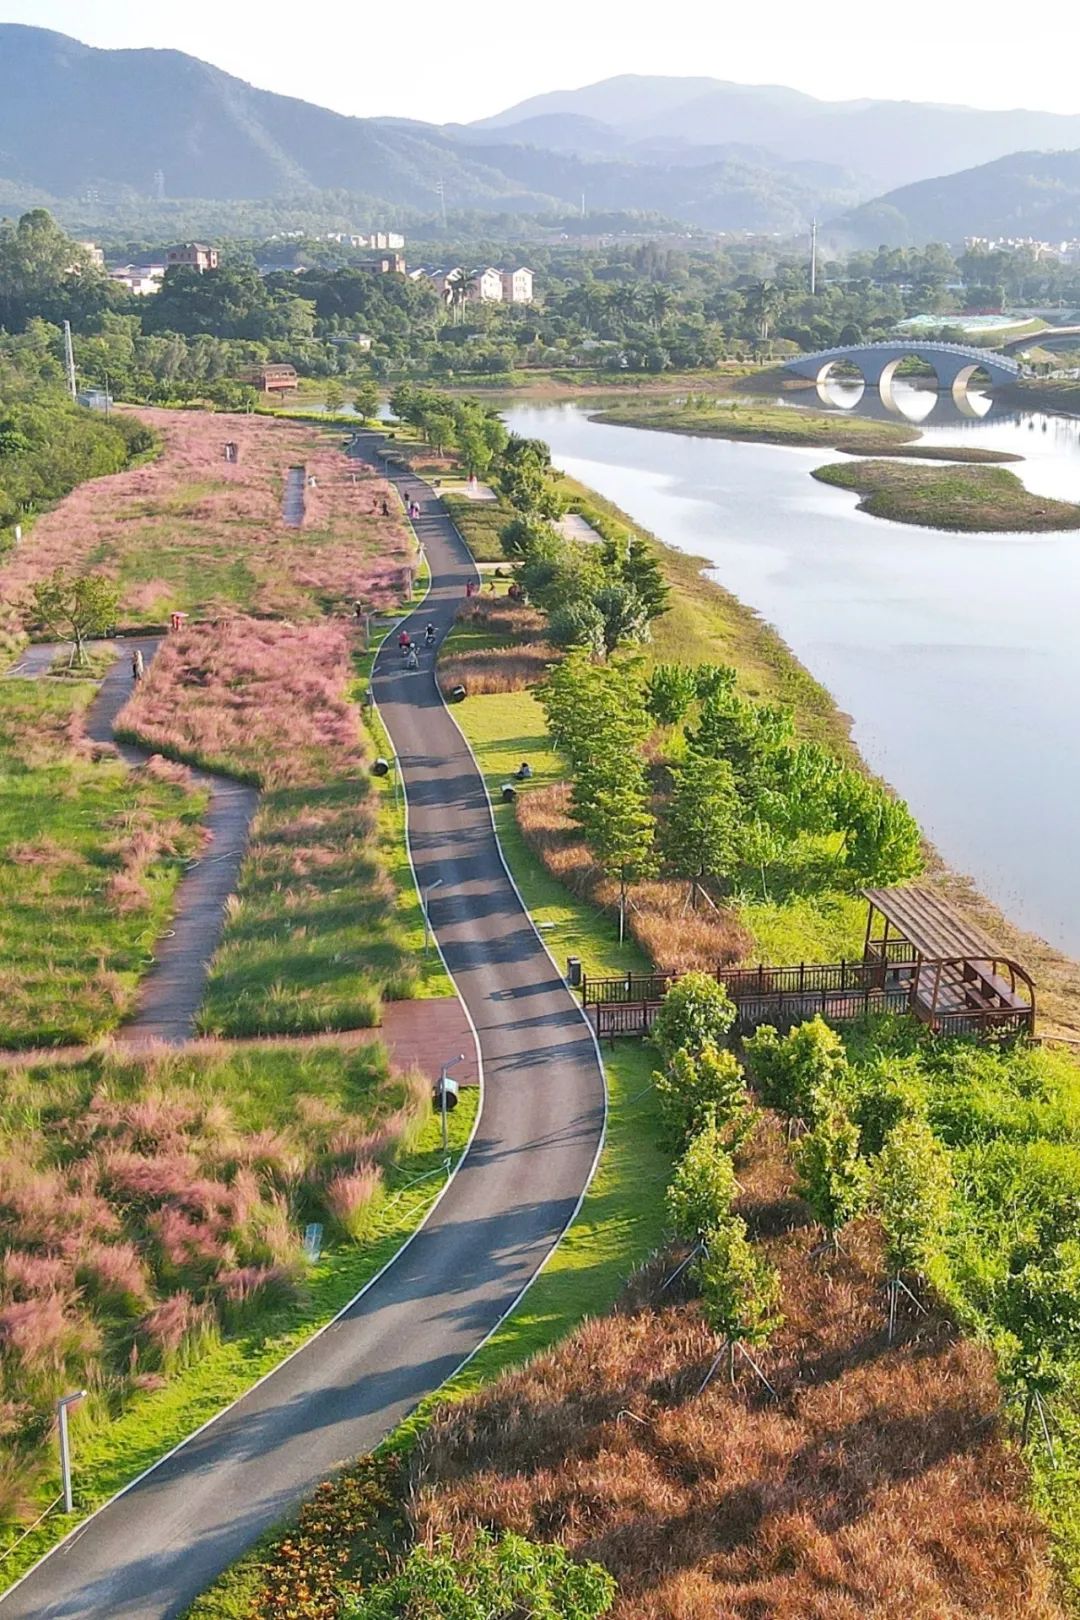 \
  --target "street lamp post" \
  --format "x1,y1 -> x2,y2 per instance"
56,1390 -> 87,1513
423,877 -> 443,954
435,1054 -> 466,1152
